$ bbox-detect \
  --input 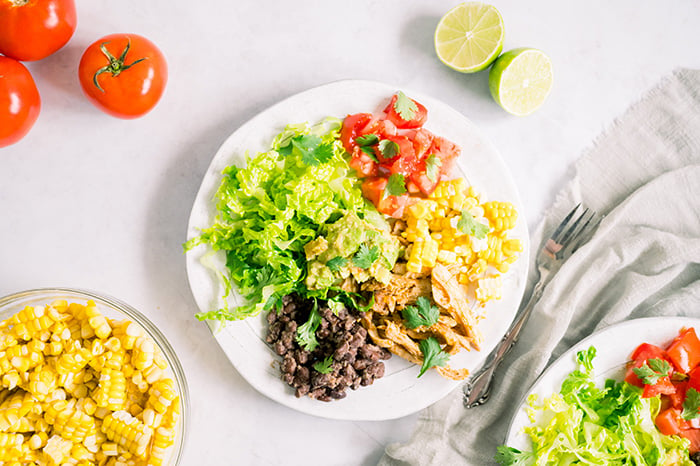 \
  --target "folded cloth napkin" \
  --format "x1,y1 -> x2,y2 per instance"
379,67 -> 700,466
